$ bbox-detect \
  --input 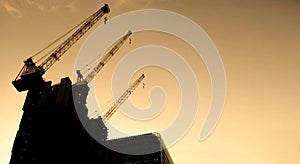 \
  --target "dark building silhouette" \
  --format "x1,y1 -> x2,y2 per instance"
10,77 -> 174,164
106,133 -> 174,164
